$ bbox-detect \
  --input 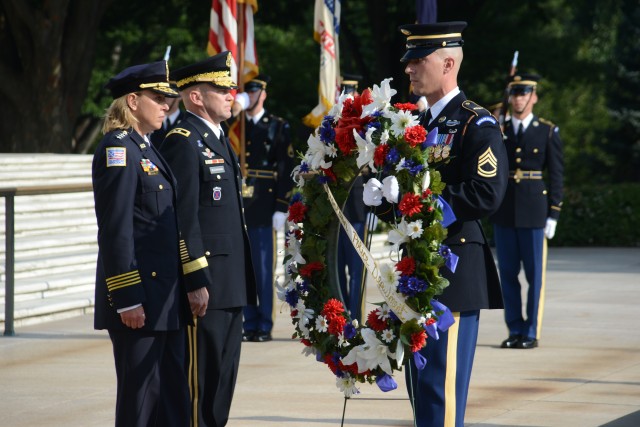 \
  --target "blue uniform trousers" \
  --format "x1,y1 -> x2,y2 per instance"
406,311 -> 479,427
243,226 -> 275,333
337,222 -> 366,323
493,224 -> 546,340
109,328 -> 190,427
